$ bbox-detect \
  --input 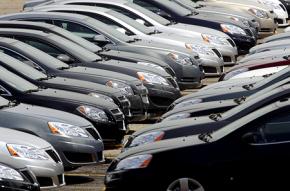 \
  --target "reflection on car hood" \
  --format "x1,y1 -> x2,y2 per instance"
0,127 -> 51,149
3,103 -> 91,127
